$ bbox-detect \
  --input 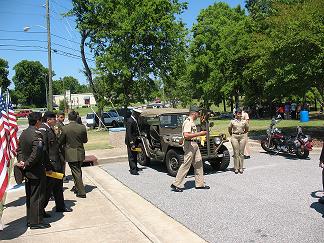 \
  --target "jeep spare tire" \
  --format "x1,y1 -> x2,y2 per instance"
165,149 -> 184,177
137,143 -> 150,166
